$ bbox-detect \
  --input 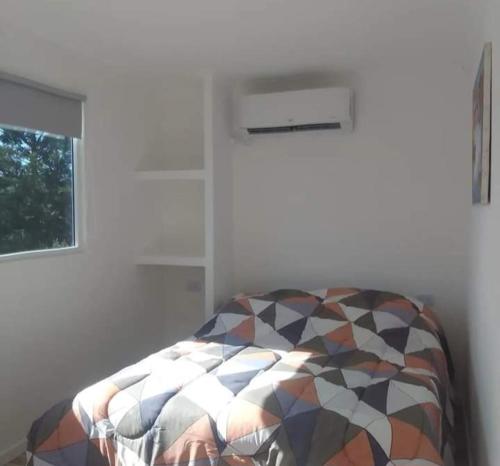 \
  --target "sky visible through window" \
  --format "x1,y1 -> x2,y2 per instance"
0,126 -> 75,256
